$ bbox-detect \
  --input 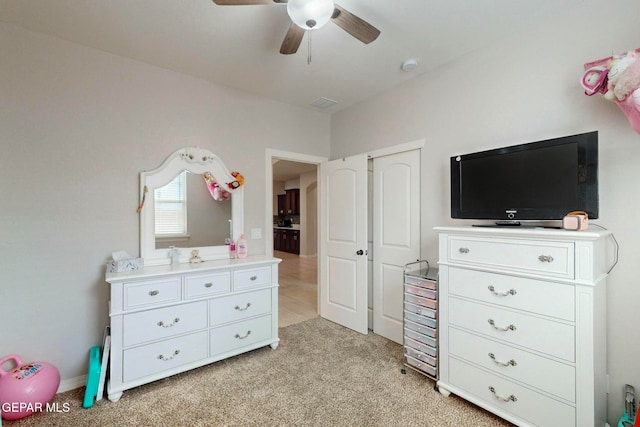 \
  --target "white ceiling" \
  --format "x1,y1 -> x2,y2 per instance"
0,0 -> 583,113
